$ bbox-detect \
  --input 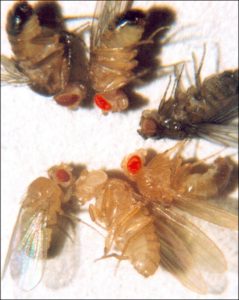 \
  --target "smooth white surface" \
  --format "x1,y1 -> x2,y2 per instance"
1,1 -> 238,299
